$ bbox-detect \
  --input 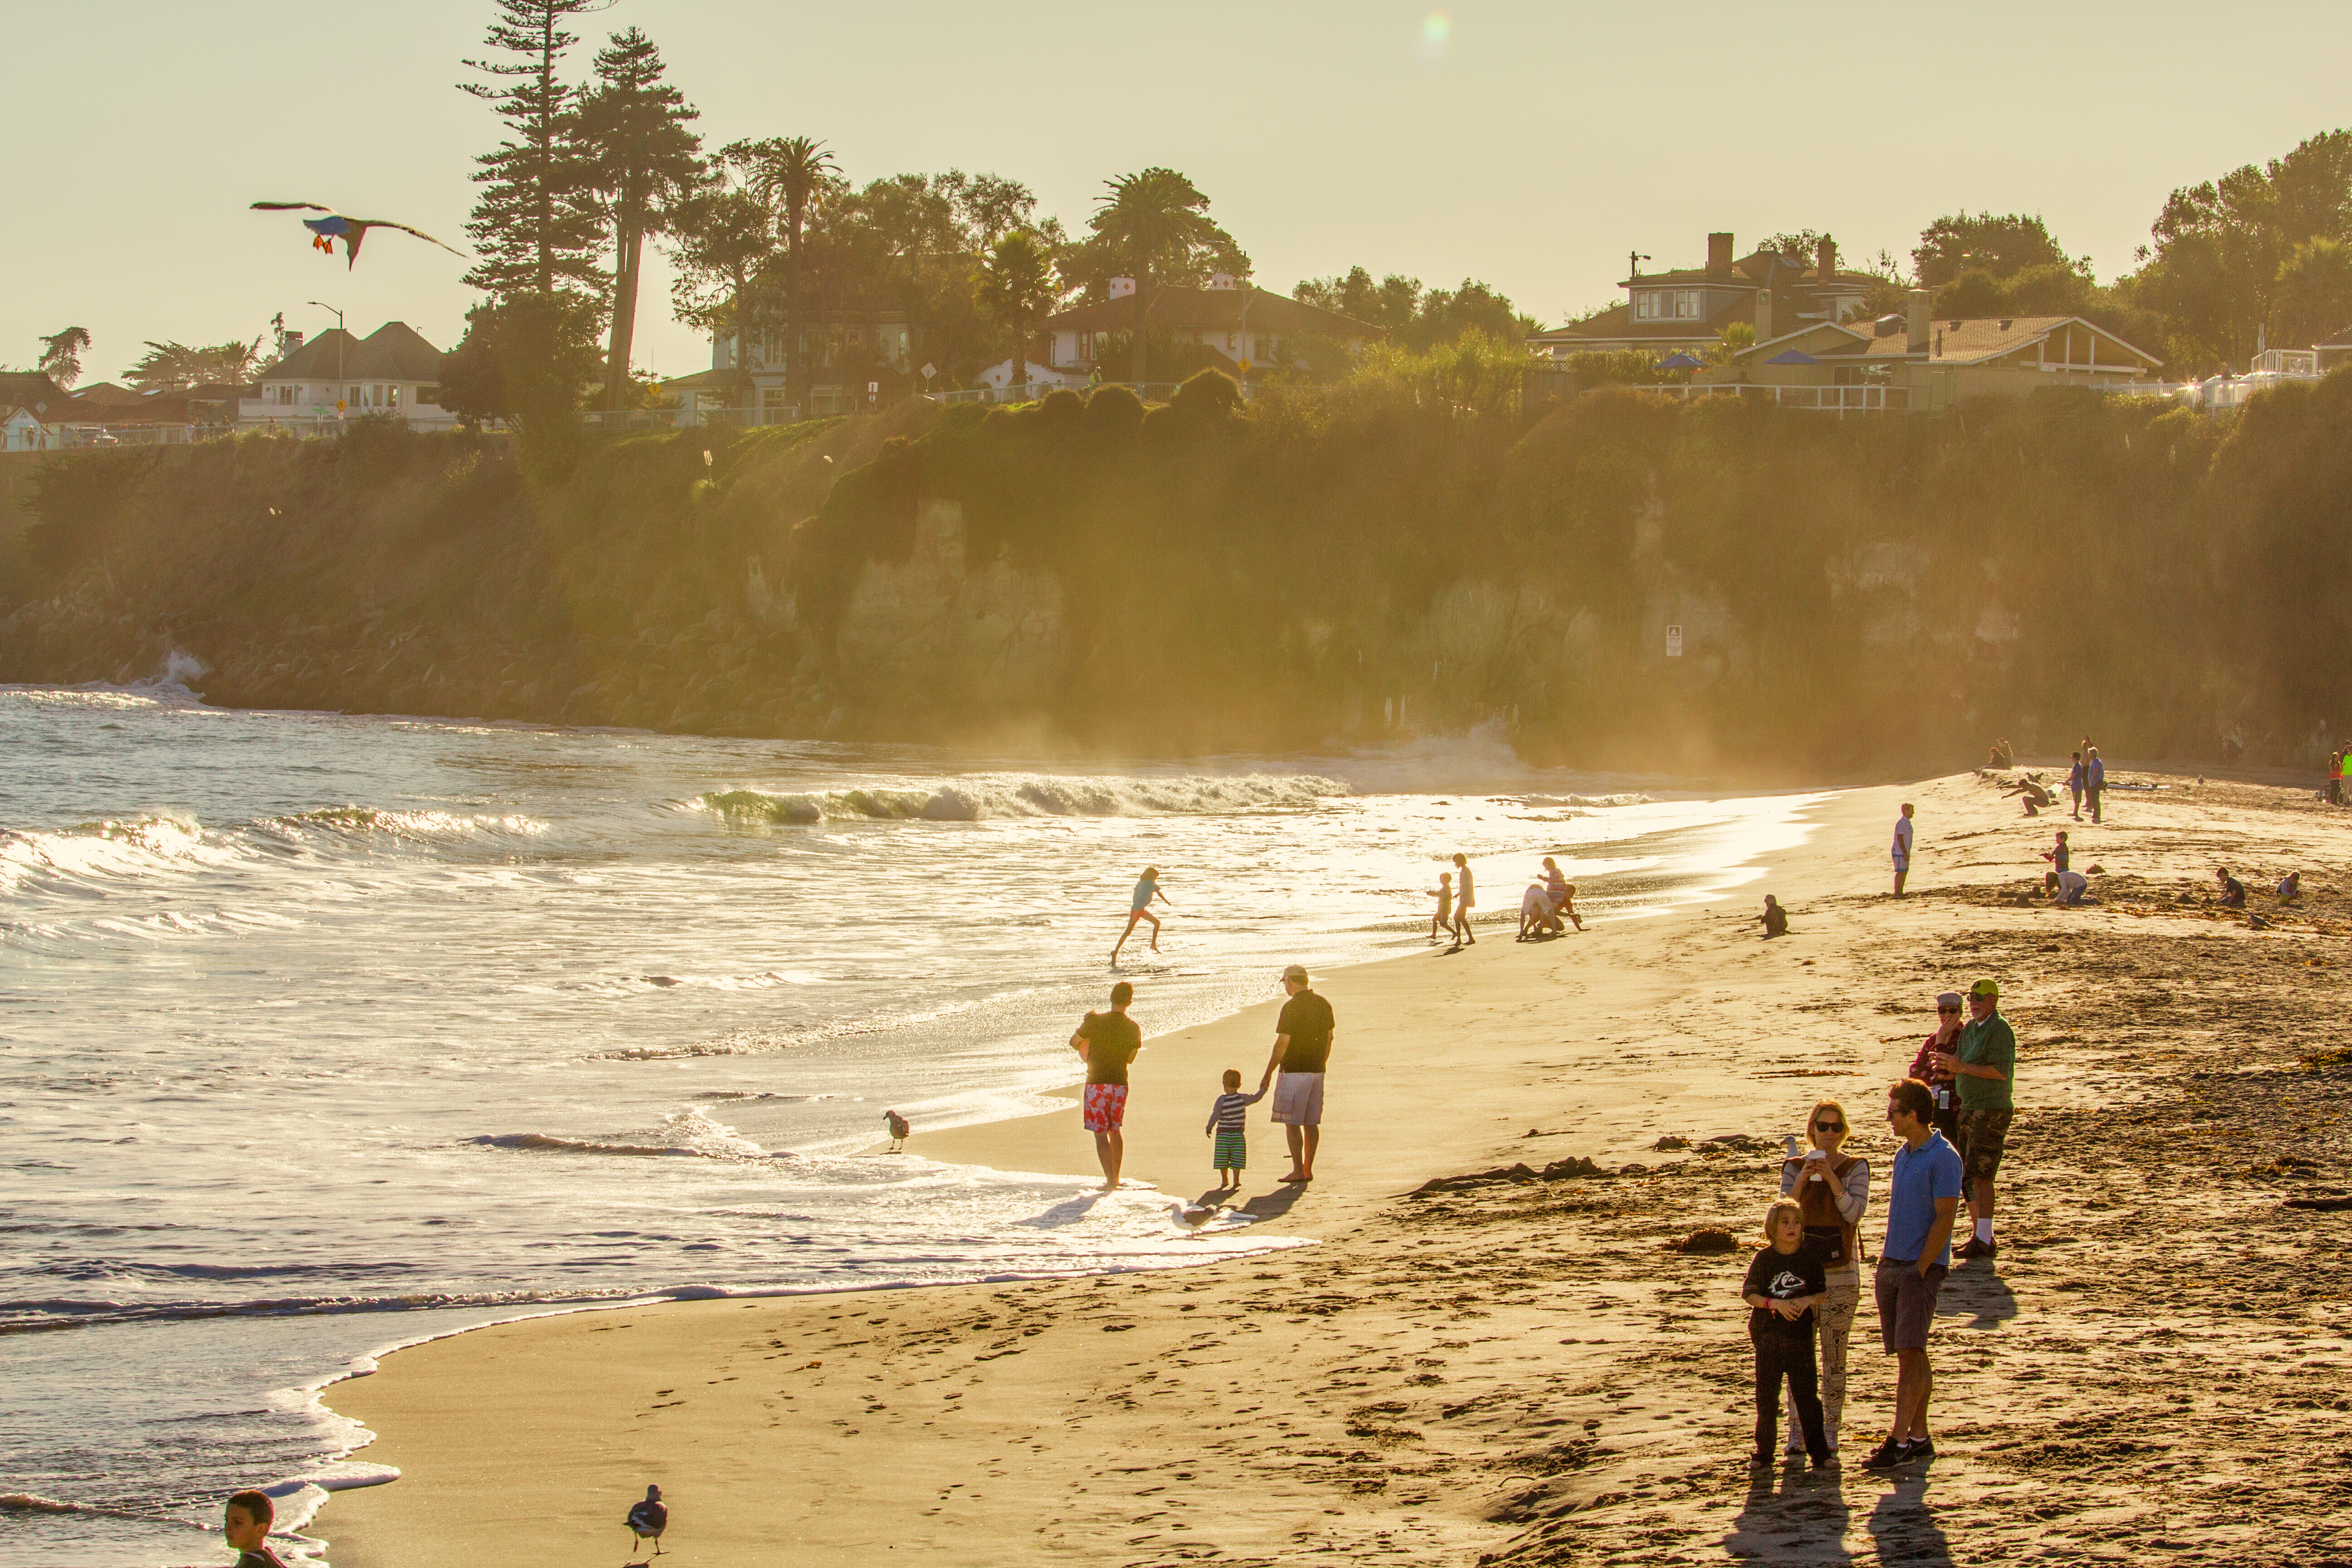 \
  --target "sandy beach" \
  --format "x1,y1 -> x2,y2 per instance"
320,770 -> 2352,1566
